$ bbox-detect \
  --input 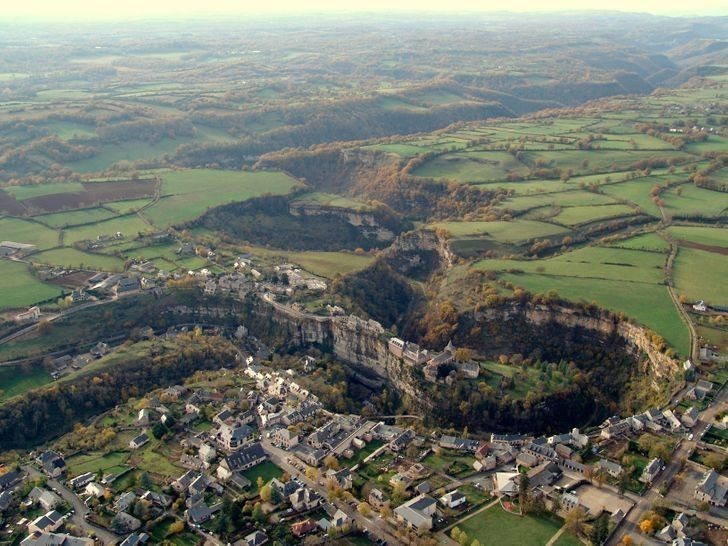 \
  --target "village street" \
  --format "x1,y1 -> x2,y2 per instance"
607,383 -> 728,546
260,436 -> 405,546
22,465 -> 119,545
